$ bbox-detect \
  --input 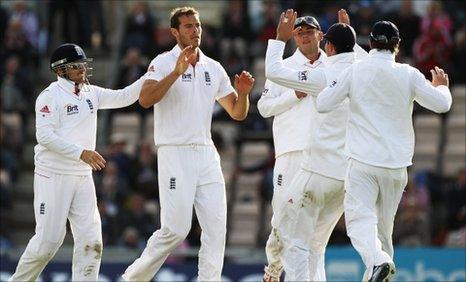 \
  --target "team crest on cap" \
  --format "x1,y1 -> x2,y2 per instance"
74,46 -> 85,57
